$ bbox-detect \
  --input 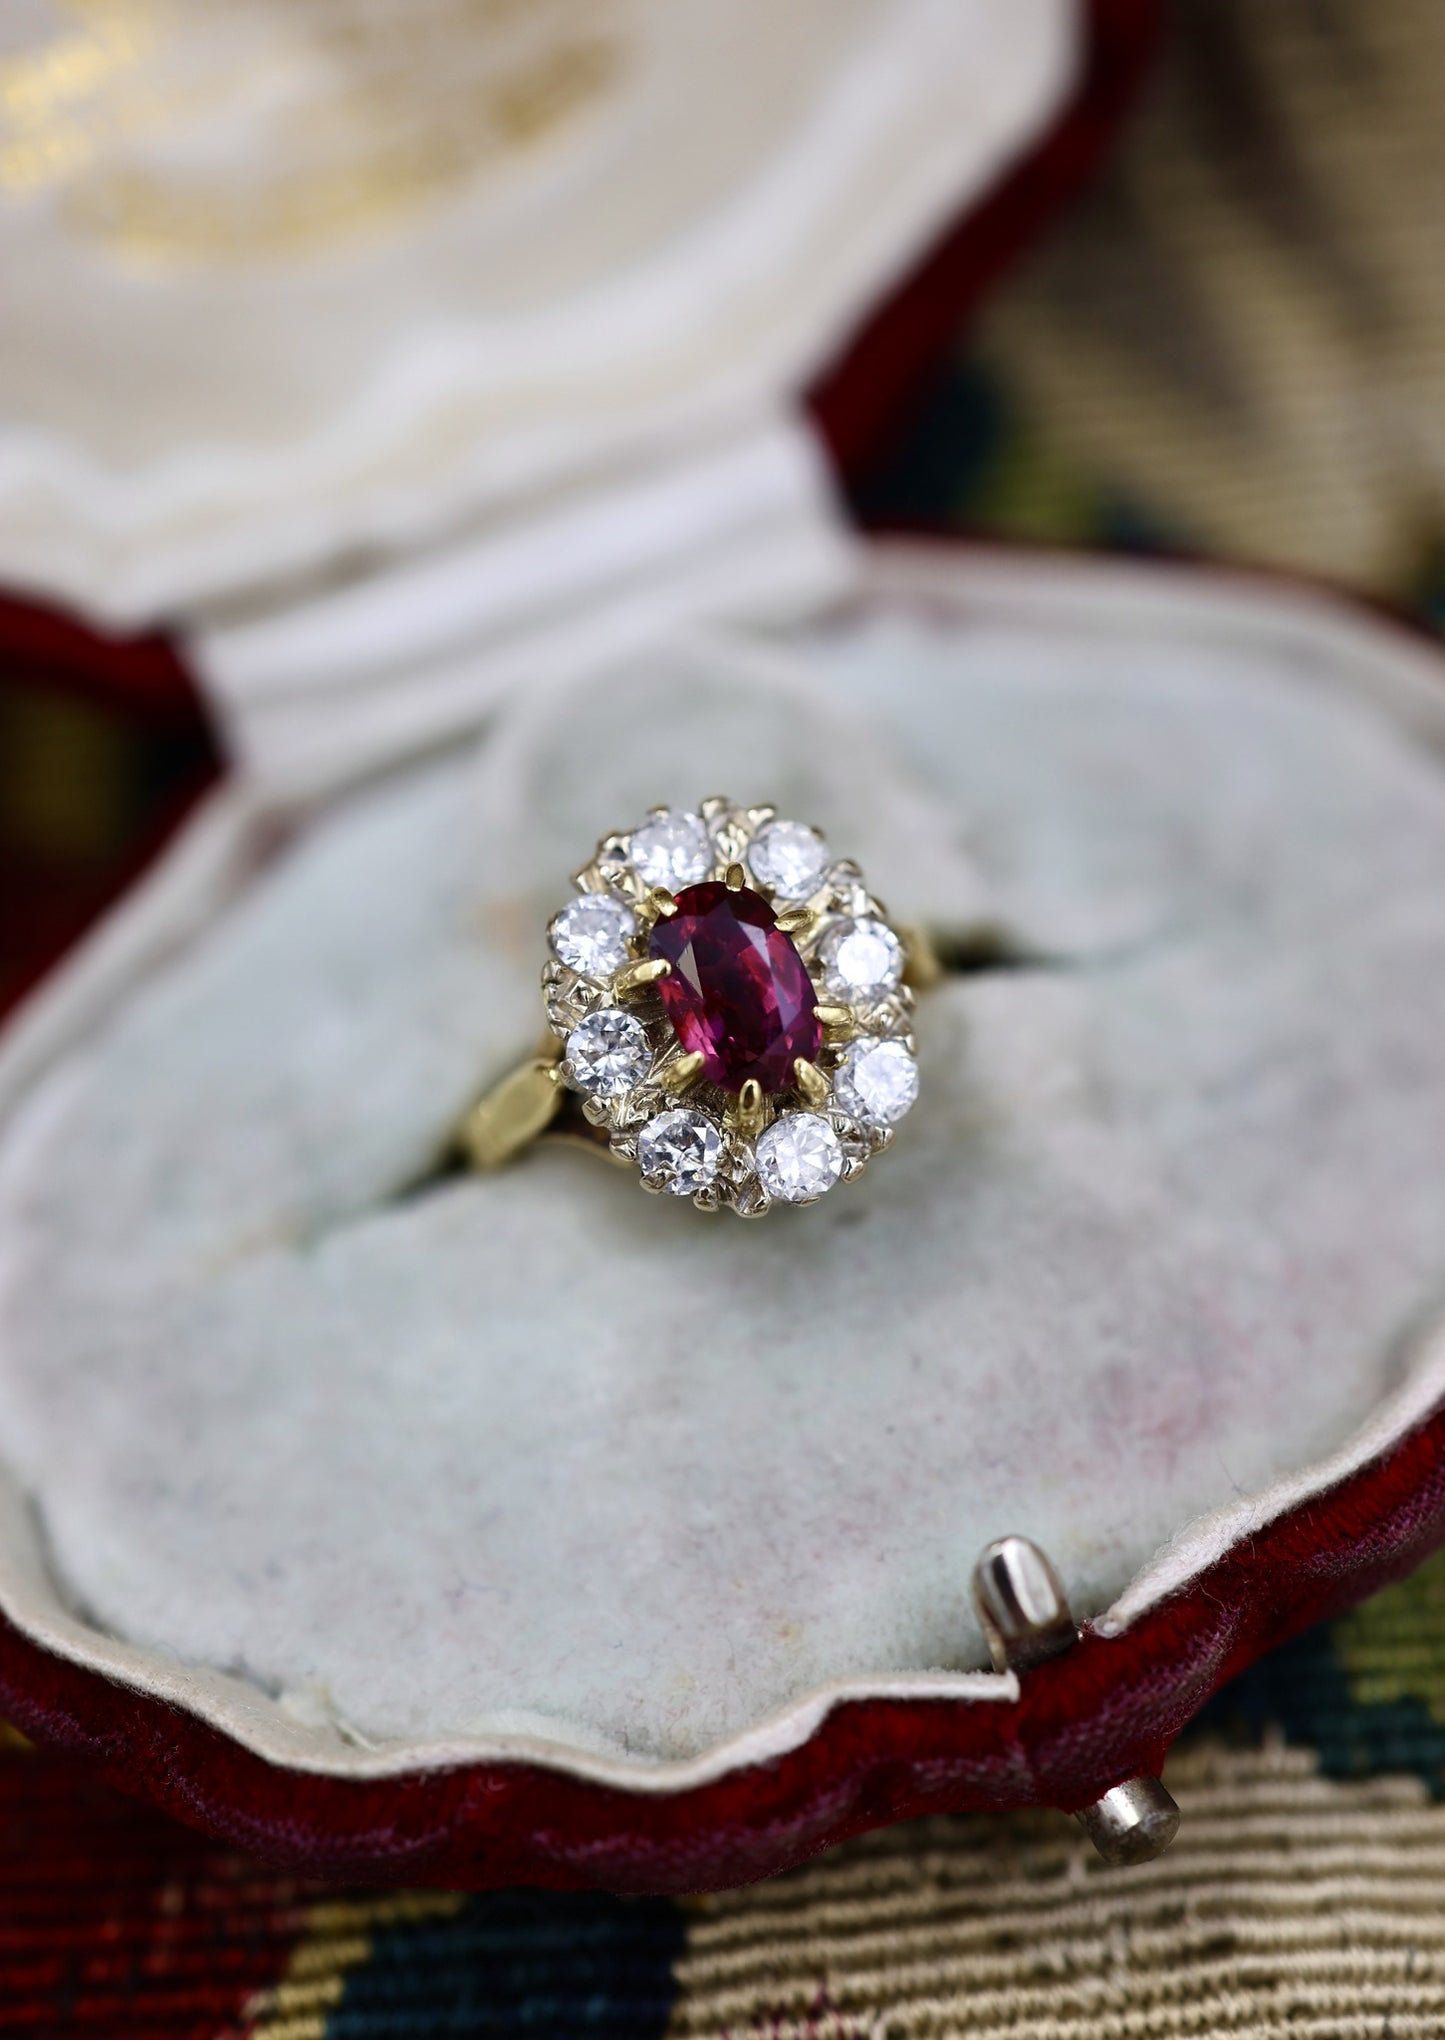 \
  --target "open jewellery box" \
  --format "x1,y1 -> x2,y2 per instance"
4,0 -> 1445,1894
